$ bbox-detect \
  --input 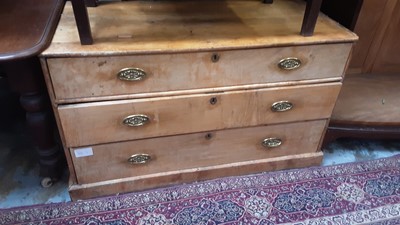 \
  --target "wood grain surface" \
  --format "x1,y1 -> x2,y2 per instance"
69,152 -> 323,200
369,0 -> 400,73
41,0 -> 357,57
347,0 -> 388,74
331,73 -> 400,125
46,43 -> 351,101
38,0 -> 356,200
71,120 -> 326,184
58,83 -> 341,147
